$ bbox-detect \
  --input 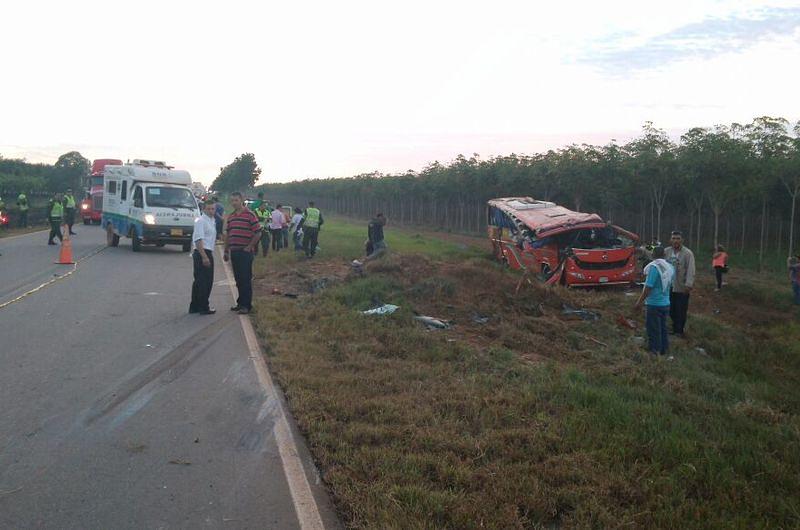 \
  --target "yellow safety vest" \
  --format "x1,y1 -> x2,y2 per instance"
64,194 -> 76,208
50,201 -> 64,220
305,207 -> 321,228
18,194 -> 29,211
255,208 -> 269,227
